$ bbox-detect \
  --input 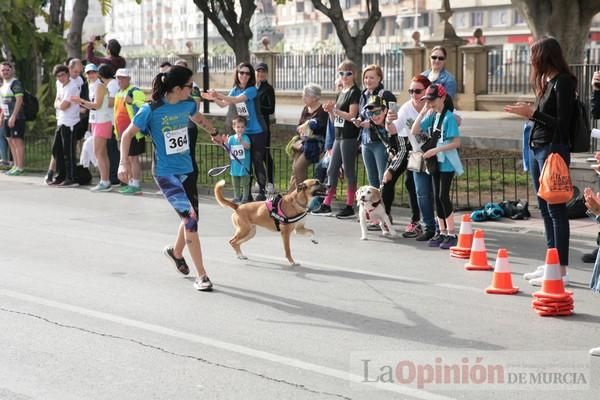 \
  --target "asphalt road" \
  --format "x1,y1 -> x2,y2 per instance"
1,174 -> 600,400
